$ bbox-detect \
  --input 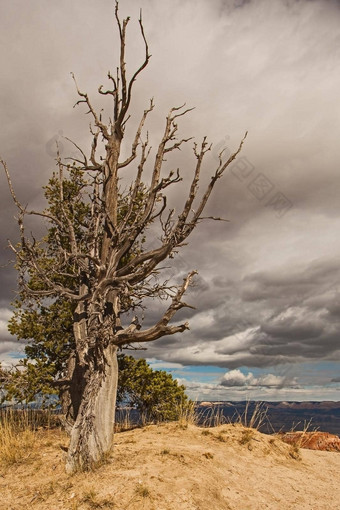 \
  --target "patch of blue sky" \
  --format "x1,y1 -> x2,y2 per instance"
9,351 -> 24,359
146,359 -> 225,383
